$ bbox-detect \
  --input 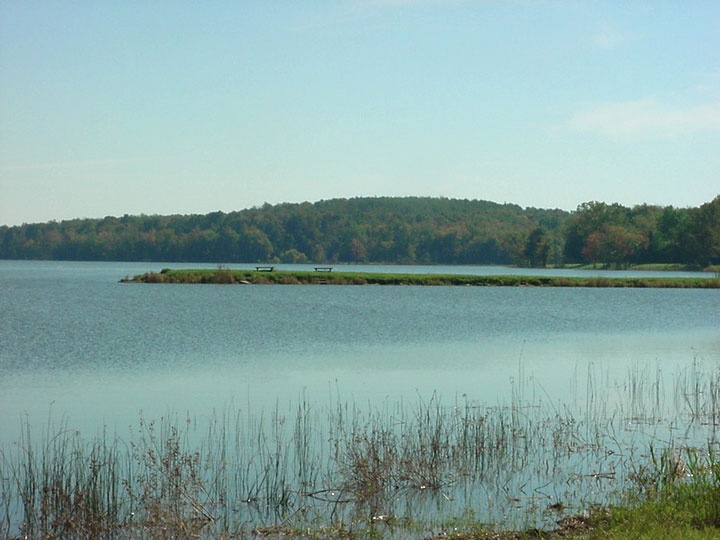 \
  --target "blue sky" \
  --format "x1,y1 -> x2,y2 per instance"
1,1 -> 718,226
